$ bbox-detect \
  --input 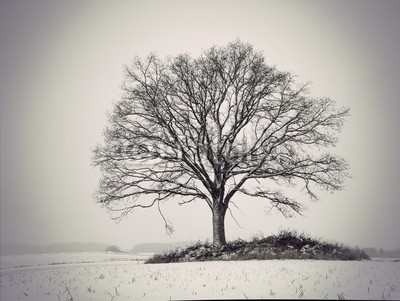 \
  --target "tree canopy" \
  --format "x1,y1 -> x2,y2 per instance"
93,40 -> 349,246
